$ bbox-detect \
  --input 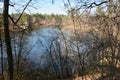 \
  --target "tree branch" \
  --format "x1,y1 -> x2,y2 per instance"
8,15 -> 23,29
76,1 -> 108,11
15,0 -> 32,24
9,0 -> 32,29
88,1 -> 108,8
